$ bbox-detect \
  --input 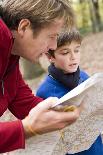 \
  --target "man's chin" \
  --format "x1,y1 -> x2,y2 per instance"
34,58 -> 39,63
27,57 -> 39,64
32,55 -> 42,63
